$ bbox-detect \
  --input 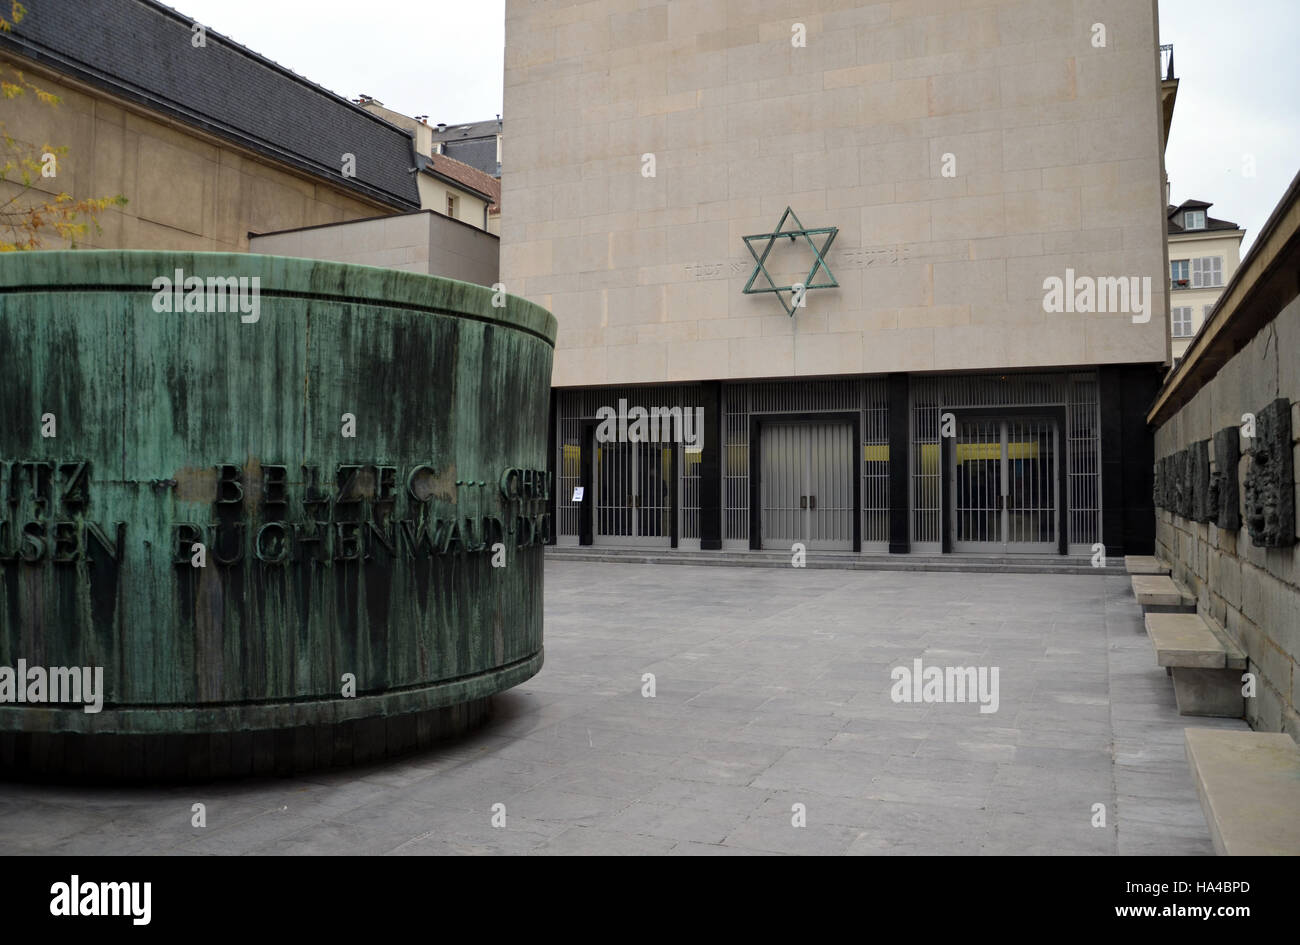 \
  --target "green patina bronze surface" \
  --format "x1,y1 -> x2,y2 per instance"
741,206 -> 838,317
0,251 -> 555,775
